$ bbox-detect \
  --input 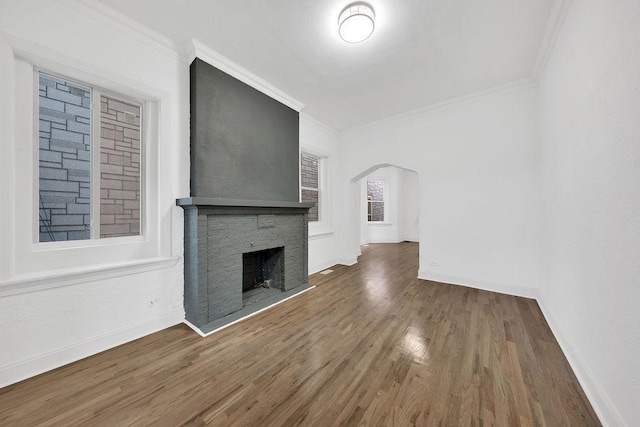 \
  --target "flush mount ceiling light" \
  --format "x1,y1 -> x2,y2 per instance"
338,3 -> 375,43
